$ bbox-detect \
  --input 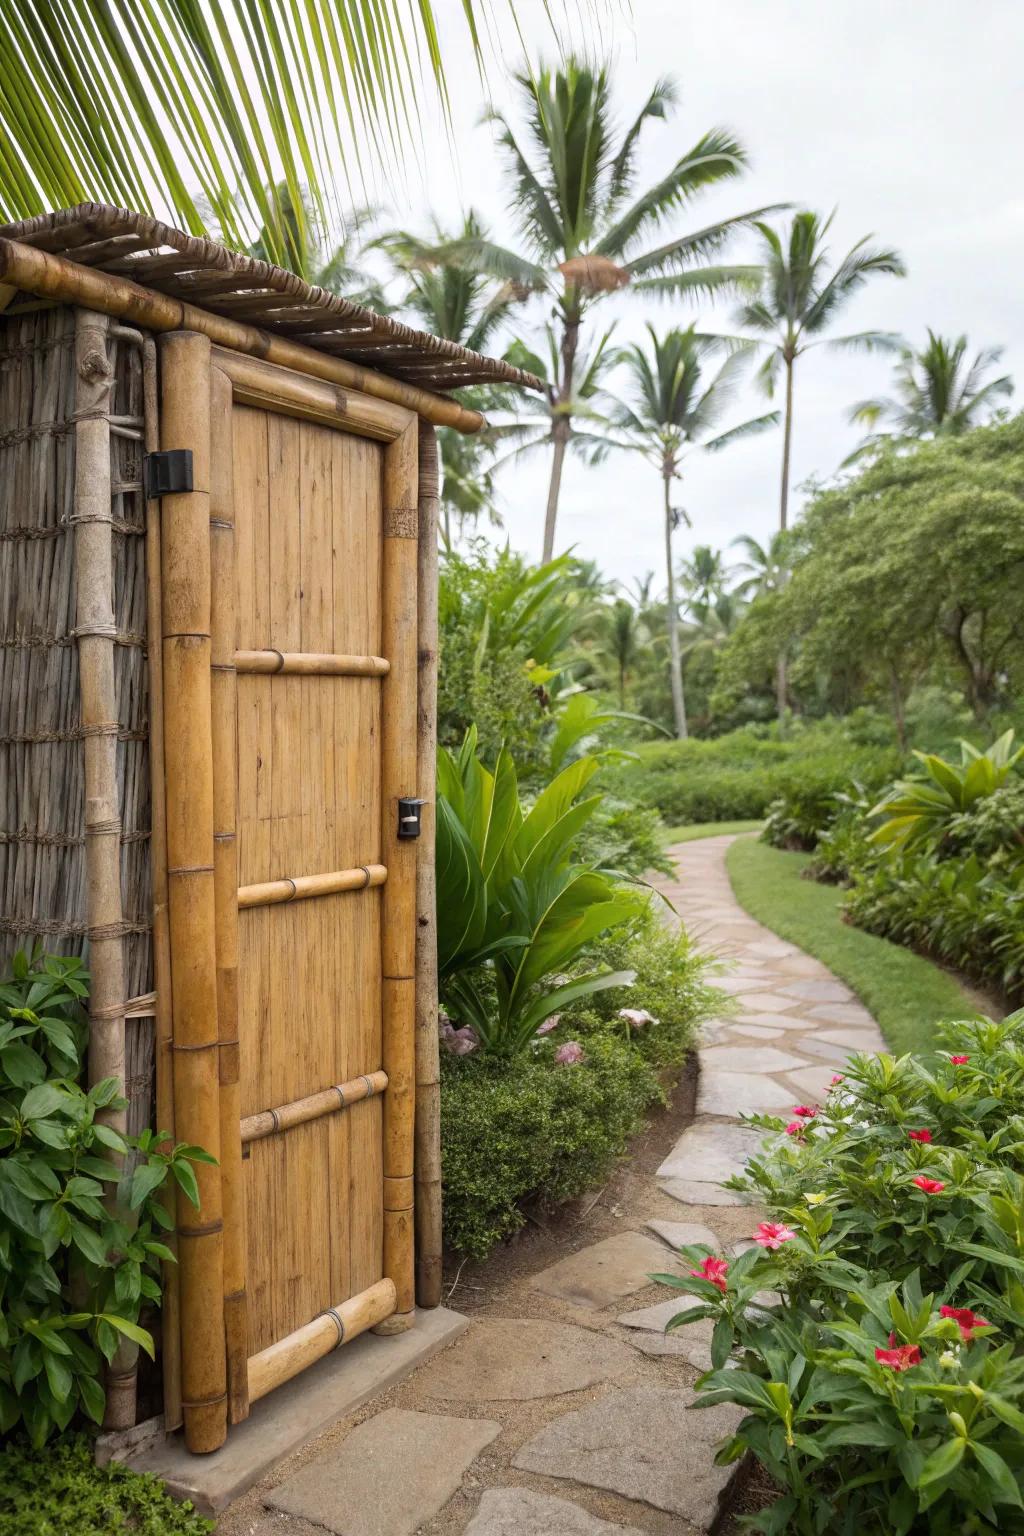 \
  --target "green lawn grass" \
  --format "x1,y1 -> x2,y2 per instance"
725,836 -> 984,1056
660,819 -> 764,846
